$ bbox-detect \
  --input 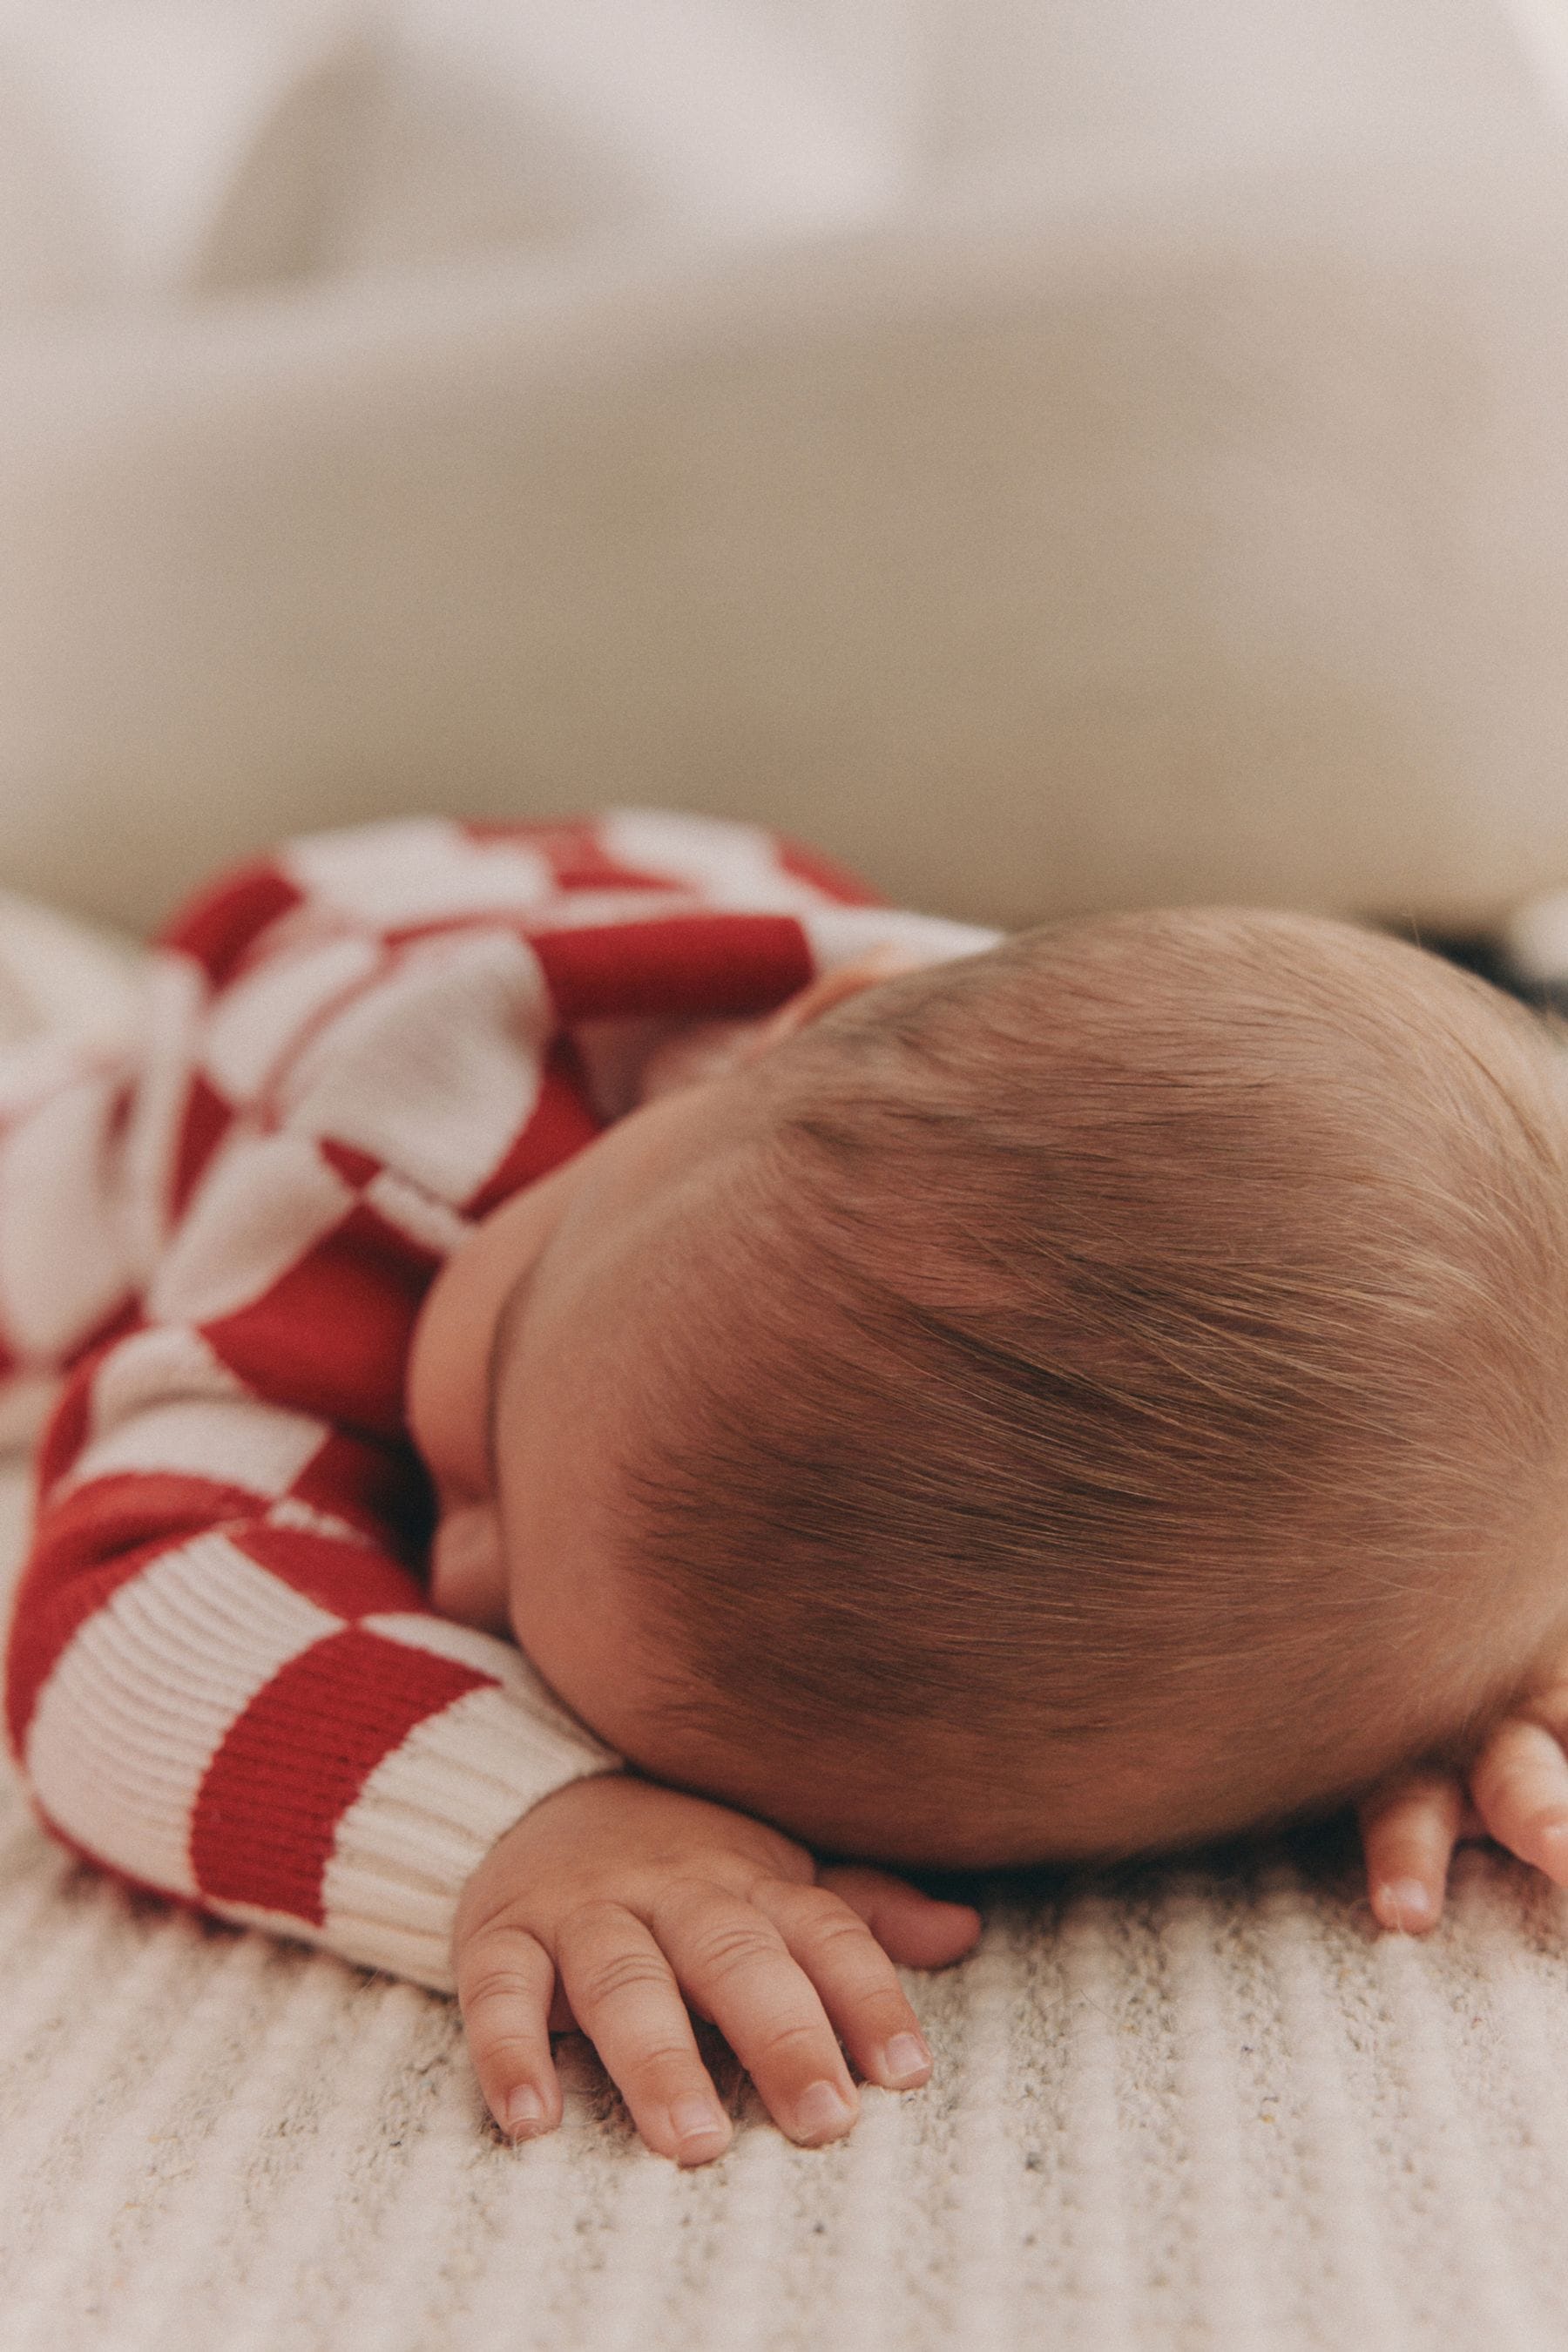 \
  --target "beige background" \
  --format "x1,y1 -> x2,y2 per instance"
5,1 -> 1568,936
